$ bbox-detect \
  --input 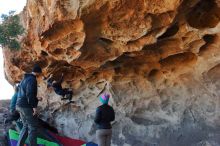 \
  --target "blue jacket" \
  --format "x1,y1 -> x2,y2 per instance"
16,73 -> 38,108
94,104 -> 115,129
52,75 -> 64,95
10,92 -> 18,112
